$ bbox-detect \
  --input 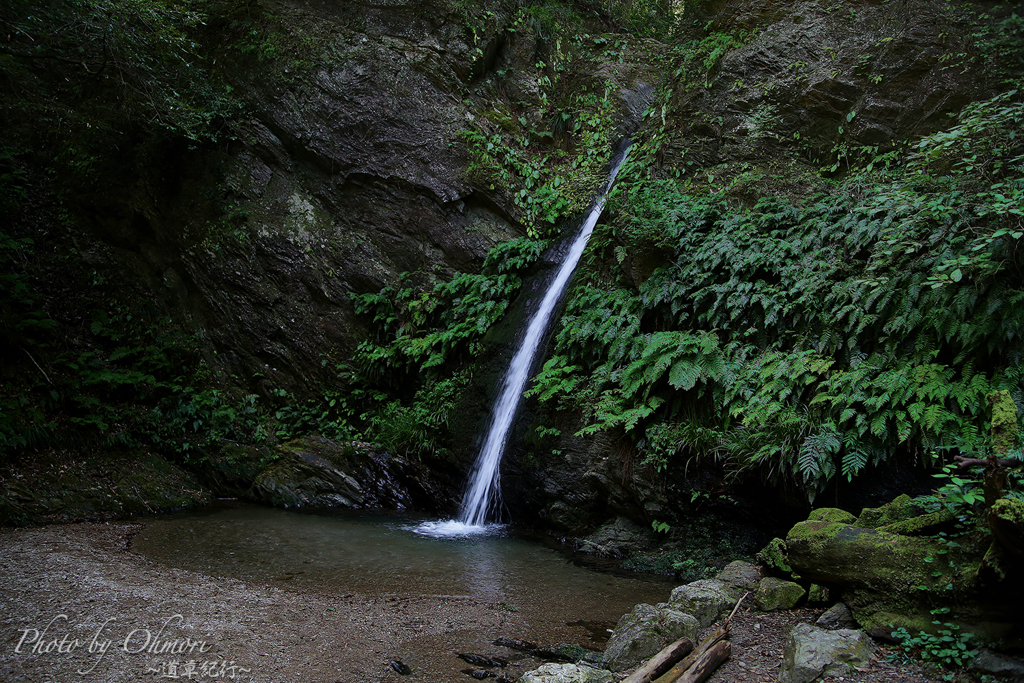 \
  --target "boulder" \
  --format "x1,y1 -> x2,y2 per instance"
807,508 -> 856,524
780,623 -> 876,683
520,663 -> 614,683
971,648 -> 1024,680
754,577 -> 806,611
582,516 -> 656,557
715,560 -> 764,595
784,517 -> 1021,644
667,579 -> 735,628
248,436 -> 457,510
602,603 -> 700,672
815,603 -> 857,630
